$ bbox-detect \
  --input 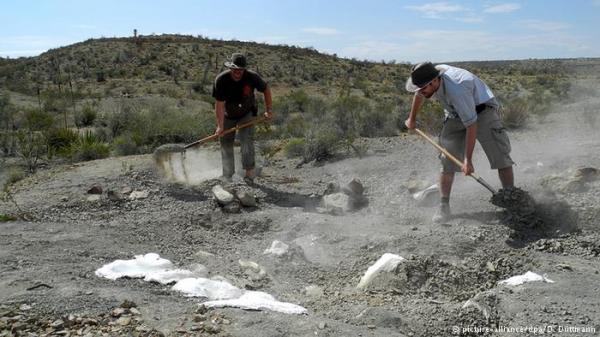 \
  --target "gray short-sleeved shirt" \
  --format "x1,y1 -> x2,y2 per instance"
433,65 -> 498,127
